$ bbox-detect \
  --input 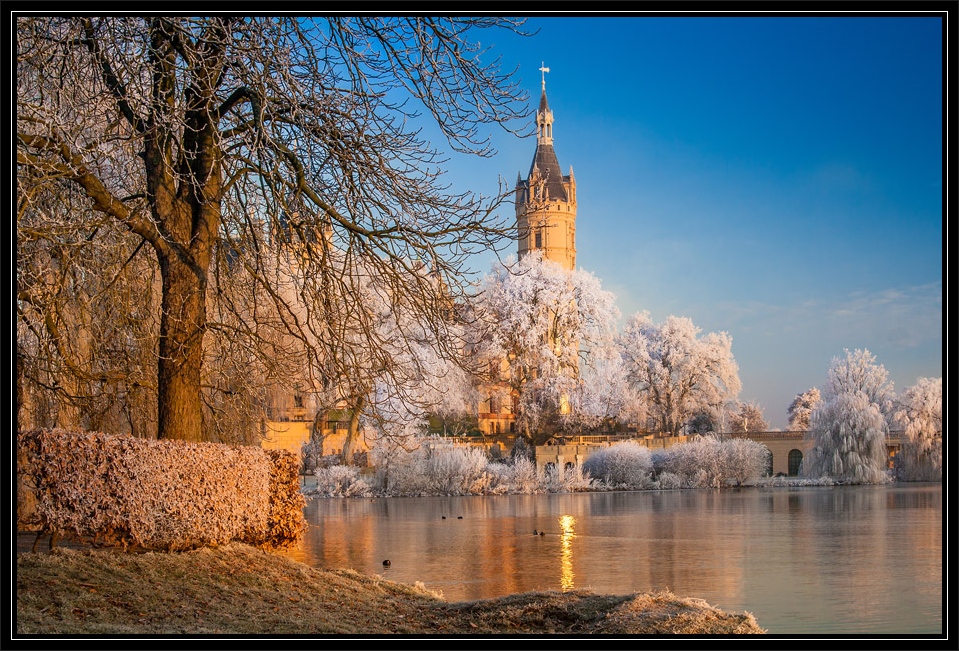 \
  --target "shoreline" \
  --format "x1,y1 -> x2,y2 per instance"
15,540 -> 766,636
